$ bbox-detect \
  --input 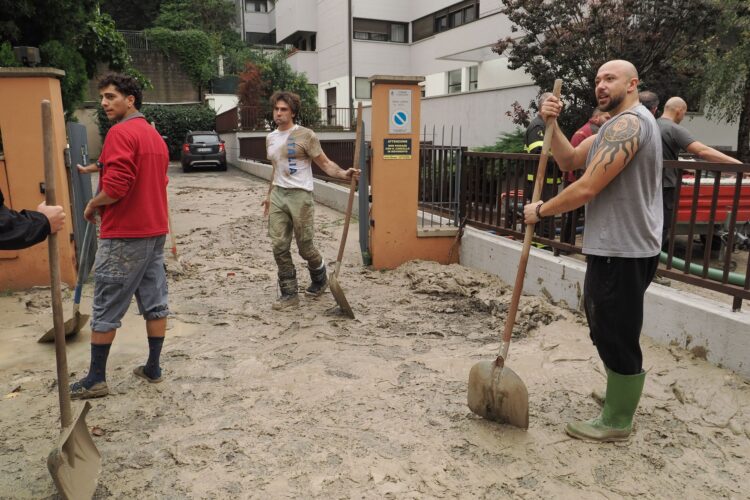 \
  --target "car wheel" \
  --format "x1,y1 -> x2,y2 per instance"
182,164 -> 192,173
219,163 -> 227,172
